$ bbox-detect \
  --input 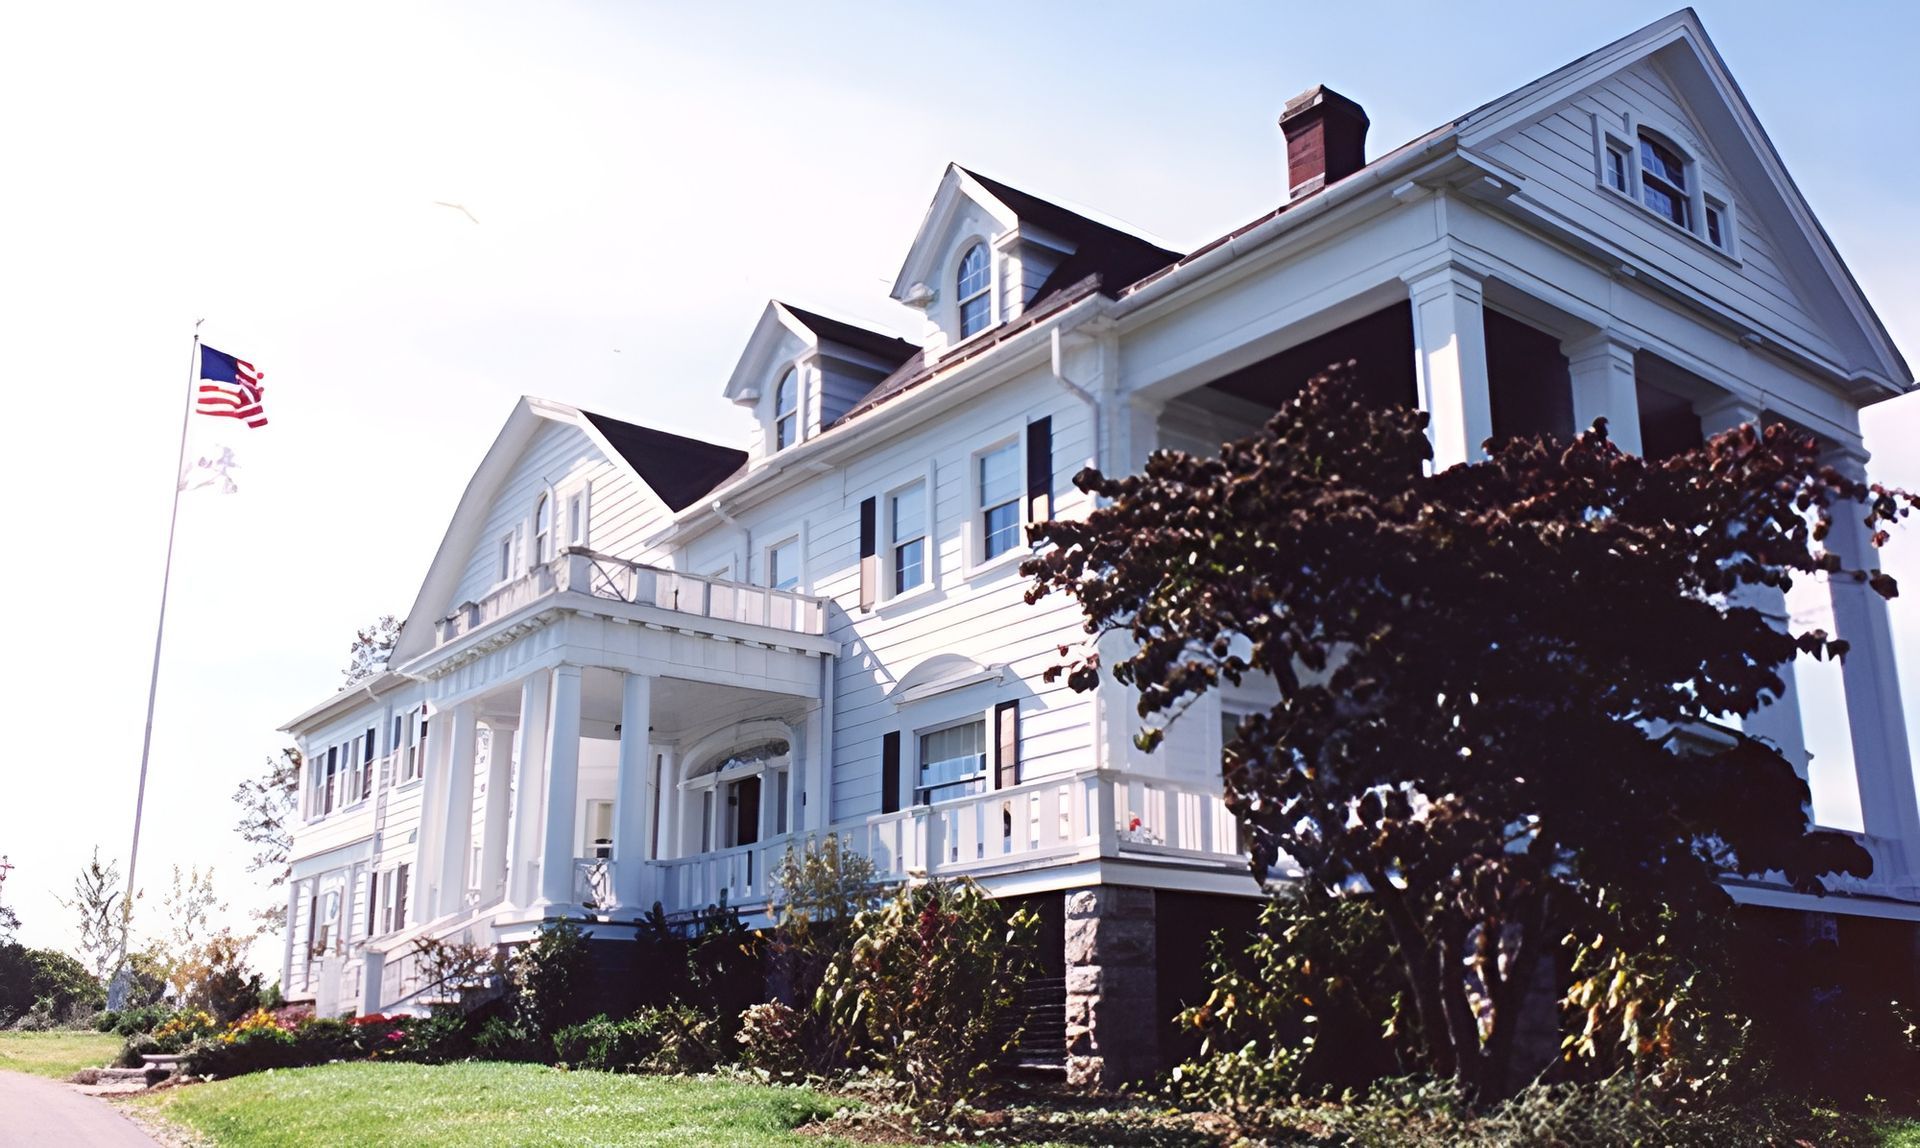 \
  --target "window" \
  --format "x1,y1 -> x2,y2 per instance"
496,533 -> 515,582
957,243 -> 991,338
918,719 -> 986,804
323,746 -> 337,814
1604,143 -> 1629,192
766,537 -> 799,592
977,440 -> 1021,561
1638,133 -> 1689,229
533,494 -> 552,565
567,487 -> 588,546
403,708 -> 427,784
774,368 -> 799,451
890,479 -> 927,594
585,800 -> 614,859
